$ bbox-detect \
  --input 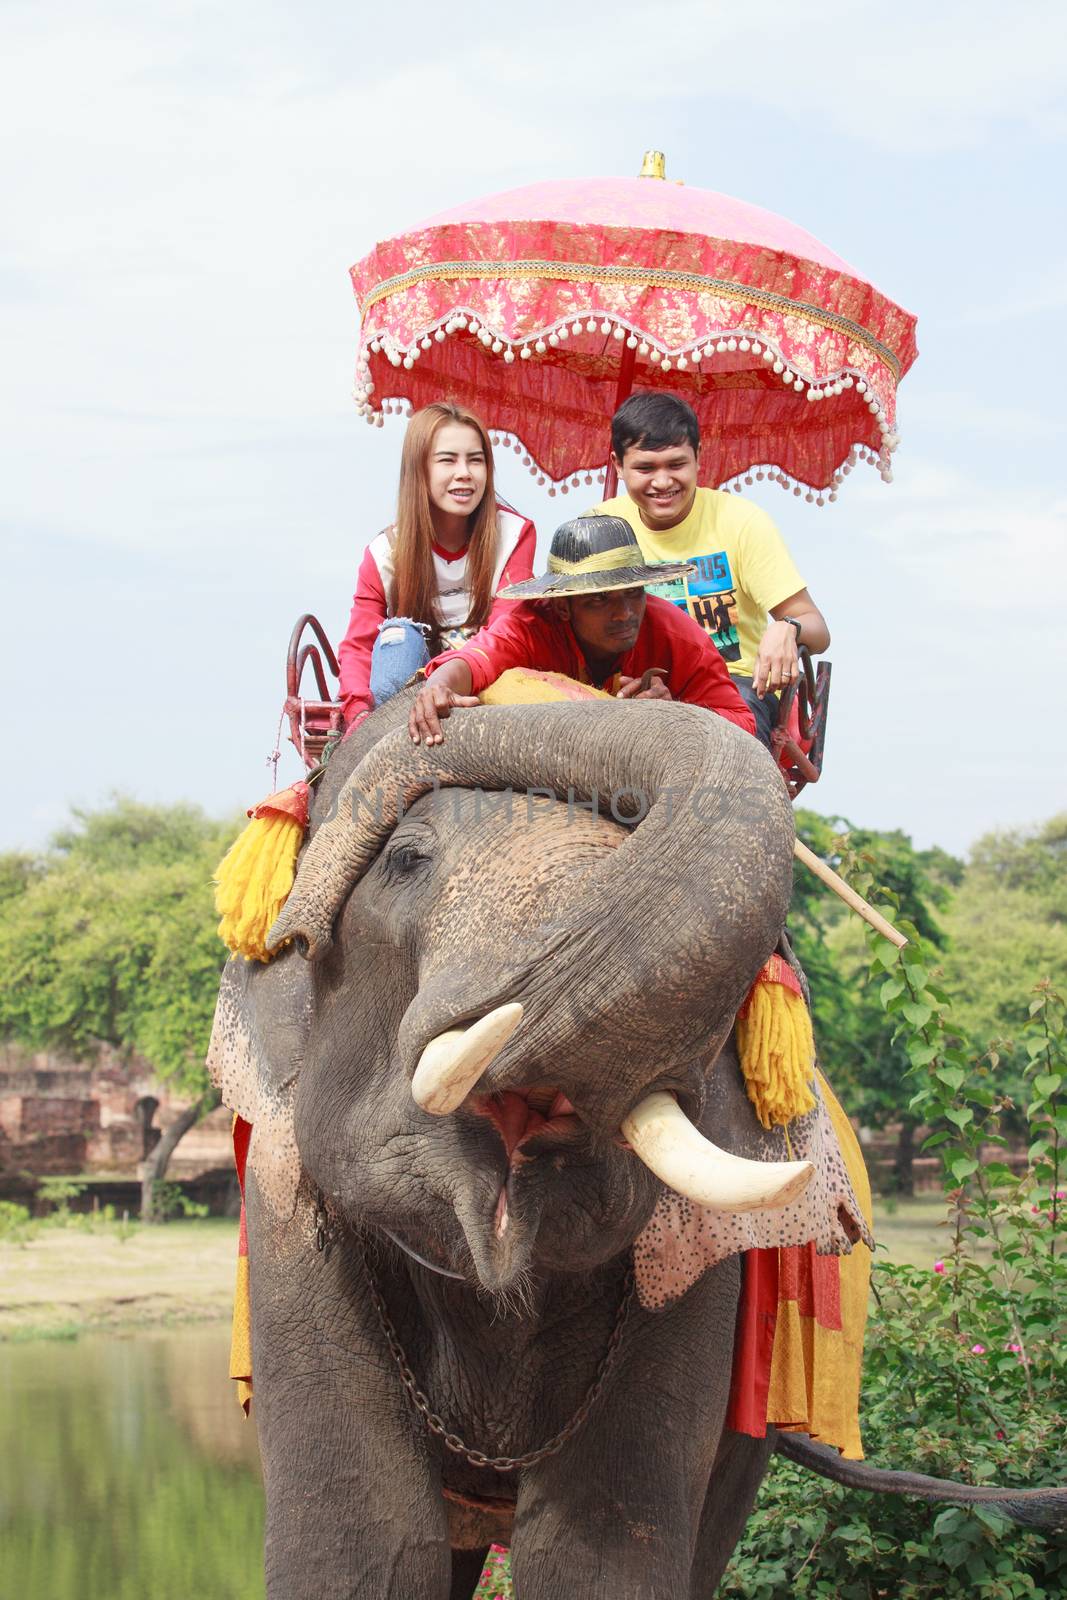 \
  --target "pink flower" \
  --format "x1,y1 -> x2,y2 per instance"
1055,1190 -> 1066,1201
1032,1205 -> 1042,1214
971,1343 -> 986,1355
1006,1341 -> 1022,1353
995,1429 -> 1005,1440
933,1260 -> 946,1274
